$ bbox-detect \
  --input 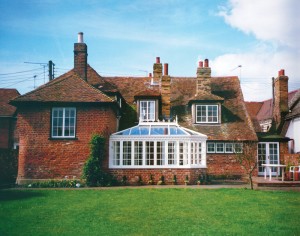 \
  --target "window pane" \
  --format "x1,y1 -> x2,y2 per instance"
168,142 -> 176,165
123,141 -> 132,165
146,141 -> 154,165
157,141 -> 165,165
207,143 -> 215,153
216,143 -> 224,153
140,100 -> 155,121
52,108 -> 76,138
225,143 -> 233,153
134,141 -> 143,165
113,141 -> 120,165
196,105 -> 218,123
